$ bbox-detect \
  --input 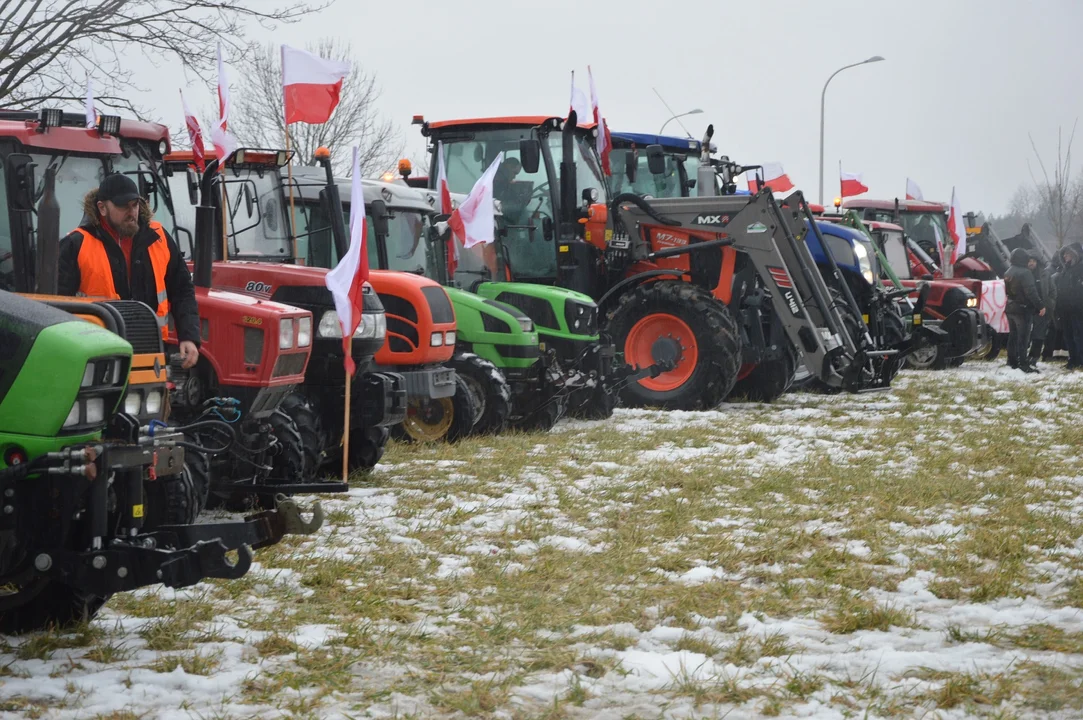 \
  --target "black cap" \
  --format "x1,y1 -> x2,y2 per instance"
96,174 -> 140,205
